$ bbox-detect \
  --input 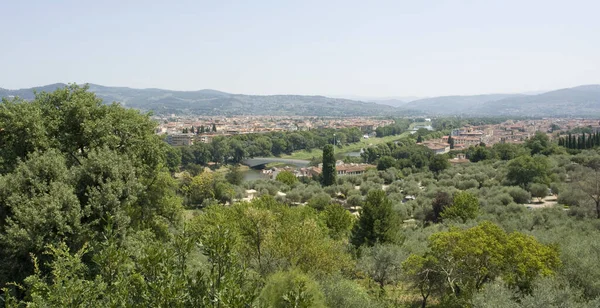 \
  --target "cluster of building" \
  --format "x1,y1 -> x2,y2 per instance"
262,160 -> 375,180
419,118 -> 600,154
156,115 -> 394,146
309,161 -> 376,177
